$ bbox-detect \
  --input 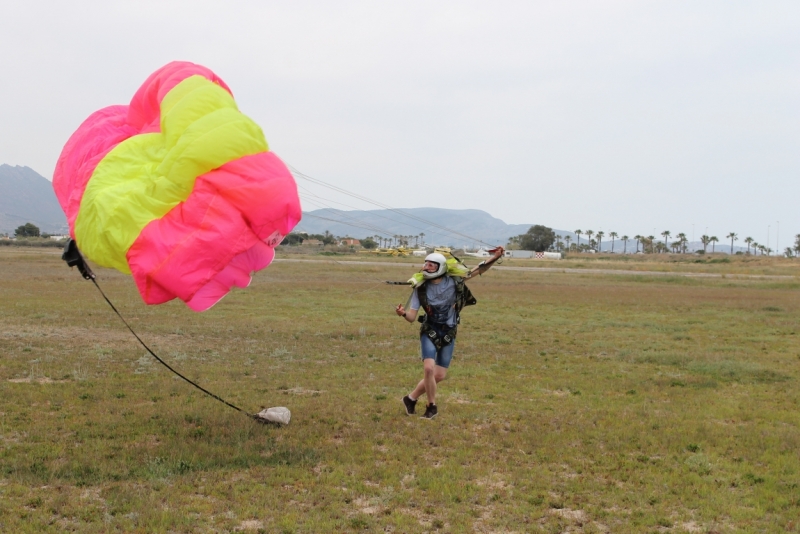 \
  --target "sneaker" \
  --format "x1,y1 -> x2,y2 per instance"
421,403 -> 438,419
402,395 -> 417,415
